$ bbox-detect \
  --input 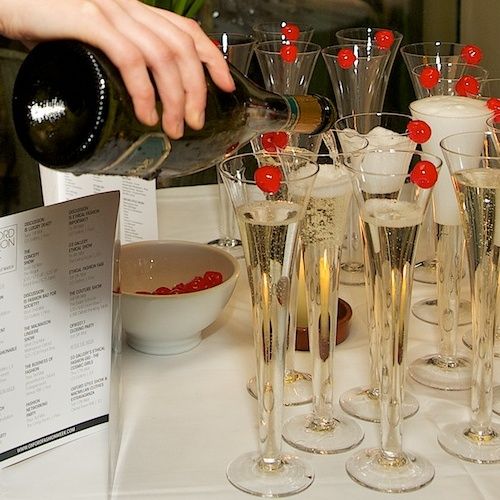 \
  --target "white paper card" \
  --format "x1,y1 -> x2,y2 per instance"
0,191 -> 119,467
39,166 -> 158,243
